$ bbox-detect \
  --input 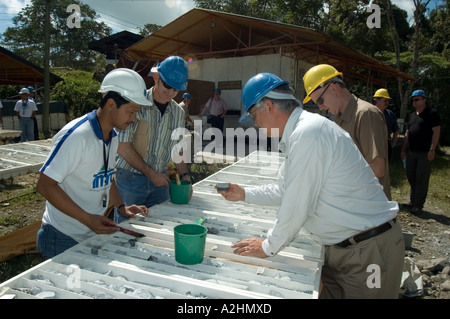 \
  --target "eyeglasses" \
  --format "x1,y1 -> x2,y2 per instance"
159,78 -> 178,92
247,106 -> 257,121
314,84 -> 330,106
412,98 -> 422,102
